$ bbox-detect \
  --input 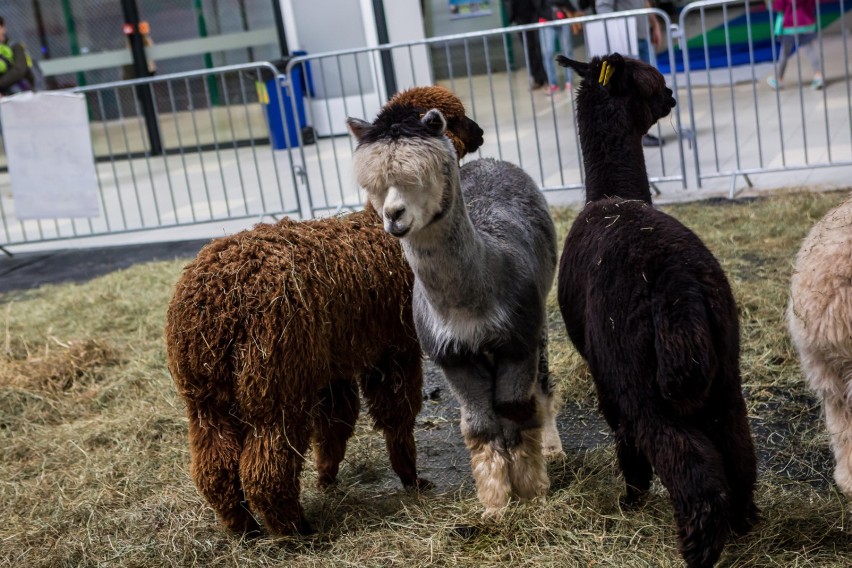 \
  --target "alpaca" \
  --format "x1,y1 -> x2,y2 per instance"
555,54 -> 758,567
165,85 -> 483,536
788,196 -> 852,500
346,103 -> 560,517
